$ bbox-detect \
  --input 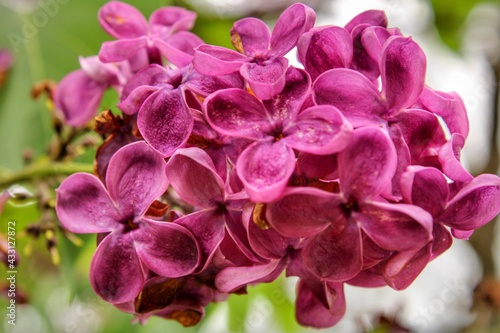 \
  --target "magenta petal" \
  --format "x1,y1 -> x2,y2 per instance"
265,66 -> 310,123
267,187 -> 341,238
56,173 -> 119,233
302,221 -> 363,281
313,68 -> 385,126
381,36 -> 426,111
166,147 -> 224,207
54,70 -> 106,127
176,210 -> 225,271
193,44 -> 248,76
436,174 -> 500,231
149,6 -> 197,31
138,89 -> 193,157
204,88 -> 270,139
383,244 -> 432,290
400,166 -> 449,216
215,260 -> 282,293
246,210 -> 295,260
154,32 -> 203,68
438,133 -> 473,183
360,201 -> 433,251
419,87 -> 469,138
117,85 -> 159,115
284,105 -> 353,155
120,63 -> 170,98
241,57 -> 288,100
98,1 -> 148,39
134,219 -> 199,277
270,3 -> 316,56
98,38 -> 148,63
295,280 -> 345,328
339,126 -> 397,199
184,70 -> 244,97
360,26 -> 394,65
106,141 -> 168,217
231,17 -> 271,55
298,26 -> 353,80
344,9 -> 387,32
236,140 -> 296,203
431,224 -> 453,259
90,233 -> 144,303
